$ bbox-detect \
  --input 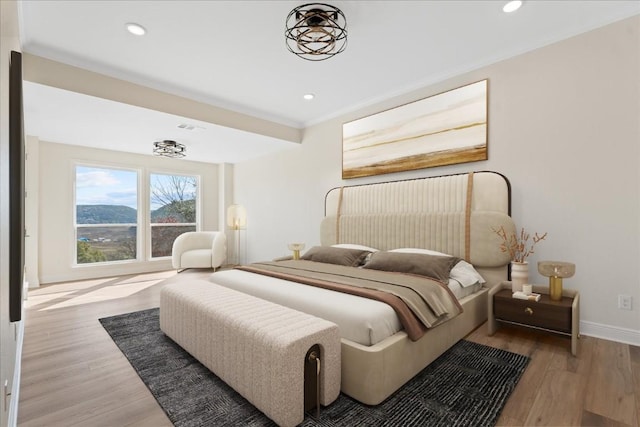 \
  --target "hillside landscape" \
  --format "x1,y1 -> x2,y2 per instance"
76,202 -> 193,224
75,201 -> 196,263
